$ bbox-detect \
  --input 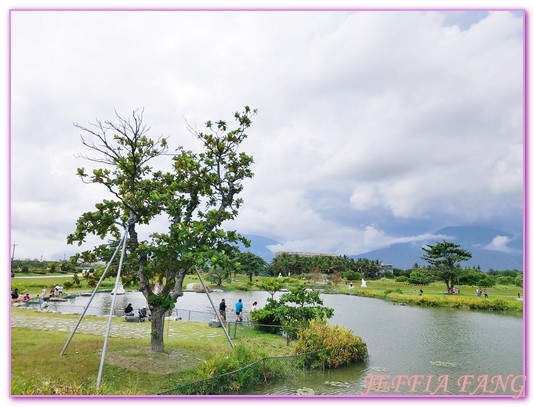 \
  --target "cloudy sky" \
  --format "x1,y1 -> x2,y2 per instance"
9,7 -> 525,261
